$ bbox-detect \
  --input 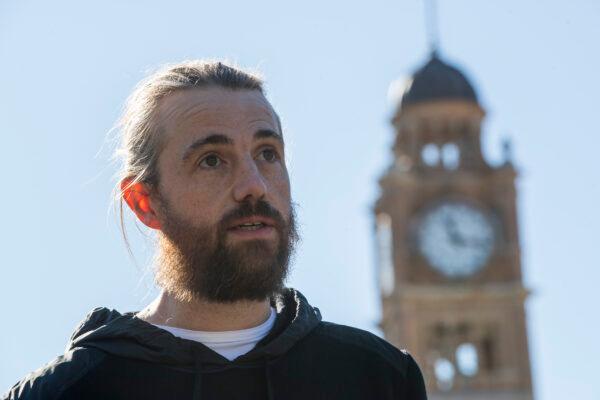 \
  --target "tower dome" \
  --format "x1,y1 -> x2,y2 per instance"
400,52 -> 478,109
